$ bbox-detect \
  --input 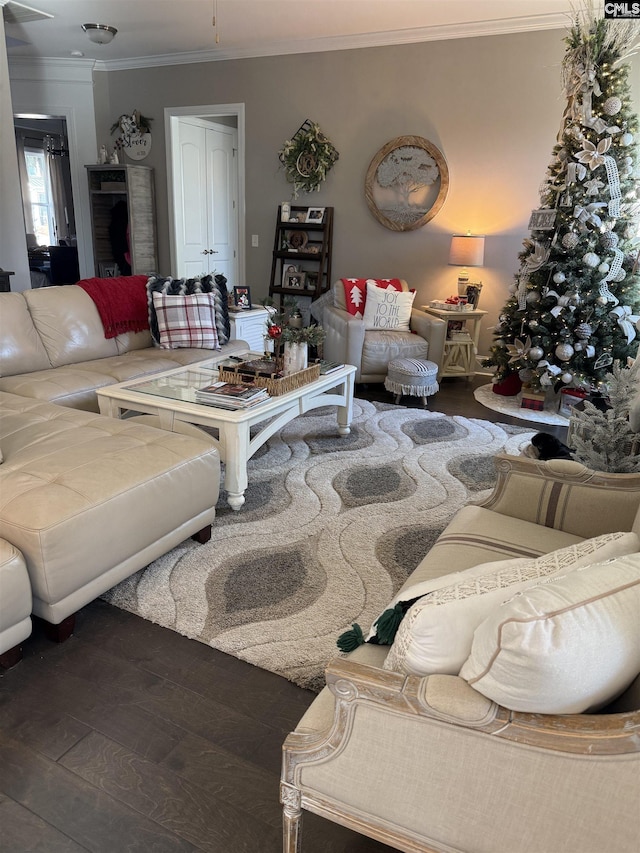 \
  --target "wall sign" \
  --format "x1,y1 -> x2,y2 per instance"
365,135 -> 449,232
